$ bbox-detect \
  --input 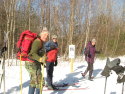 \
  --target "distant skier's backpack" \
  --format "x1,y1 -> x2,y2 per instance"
83,48 -> 87,56
16,30 -> 37,61
83,41 -> 91,56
